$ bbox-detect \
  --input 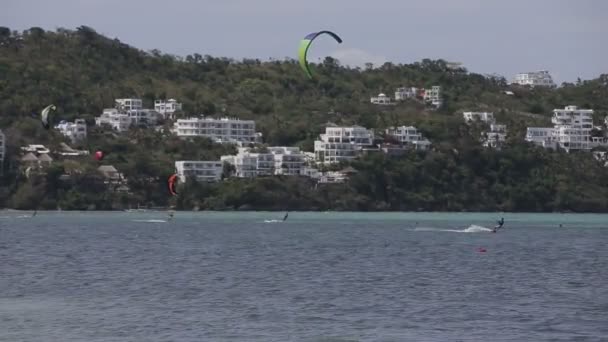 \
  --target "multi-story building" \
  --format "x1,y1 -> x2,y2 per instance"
370,93 -> 394,105
423,86 -> 442,108
115,98 -> 143,111
526,127 -> 556,148
125,109 -> 160,127
155,99 -> 182,120
551,105 -> 594,151
484,124 -> 508,148
525,106 -> 598,152
55,119 -> 87,142
268,146 -> 306,176
385,126 -> 431,150
314,125 -> 374,164
173,117 -> 258,144
463,111 -> 496,124
512,70 -> 555,87
175,160 -> 223,183
221,147 -> 275,178
394,87 -> 419,101
95,108 -> 132,132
